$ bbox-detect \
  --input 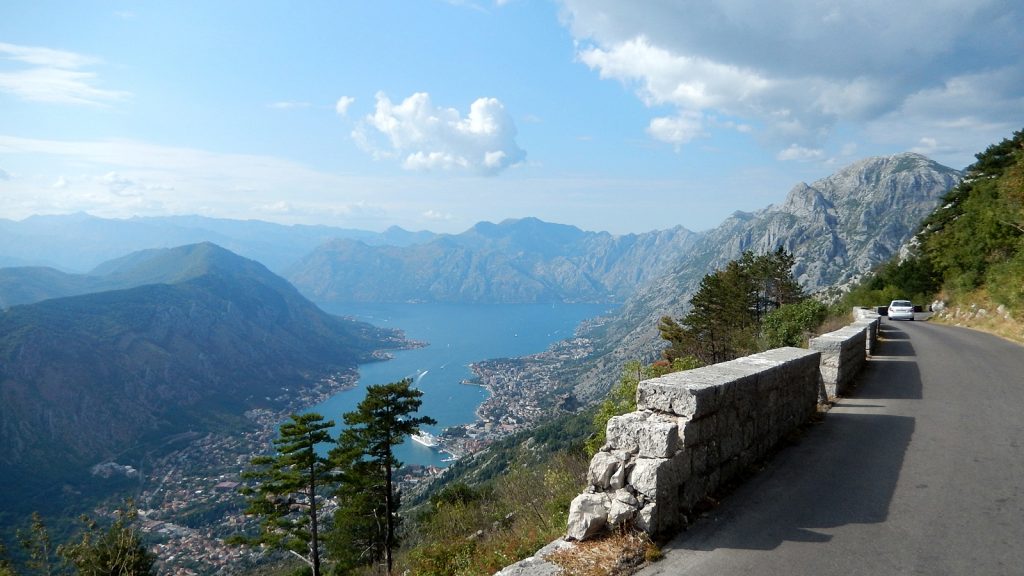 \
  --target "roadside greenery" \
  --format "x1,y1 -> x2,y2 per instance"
404,450 -> 587,576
